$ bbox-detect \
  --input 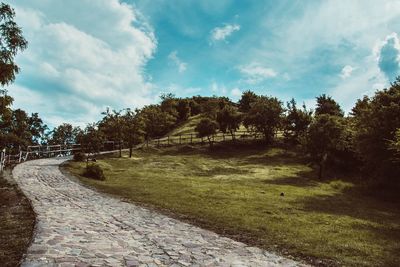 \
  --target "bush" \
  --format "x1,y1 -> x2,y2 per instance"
73,152 -> 85,162
83,164 -> 105,181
